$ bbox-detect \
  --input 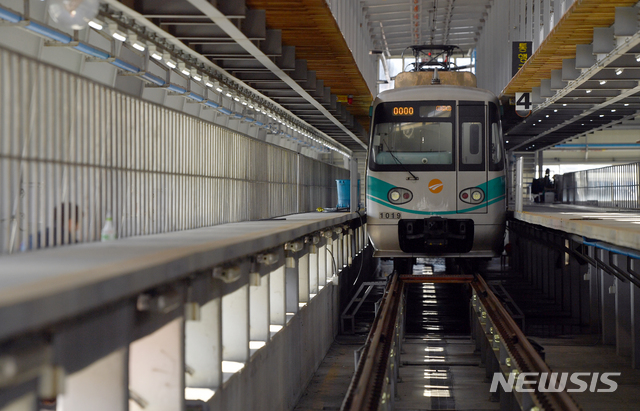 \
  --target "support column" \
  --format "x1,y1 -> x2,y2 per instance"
537,150 -> 543,179
533,0 -> 541,50
600,249 -> 616,345
588,246 -> 600,332
285,253 -> 300,315
309,245 -> 319,295
350,158 -> 358,212
61,349 -> 128,411
250,271 -> 270,344
614,255 -> 632,357
543,0 -> 551,38
129,318 -> 184,411
318,243 -> 327,288
526,0 -> 533,42
326,237 -> 334,282
222,284 -> 250,363
186,296 -> 222,389
298,252 -> 310,306
631,261 -> 640,367
569,248 -> 582,329
270,266 -> 286,328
